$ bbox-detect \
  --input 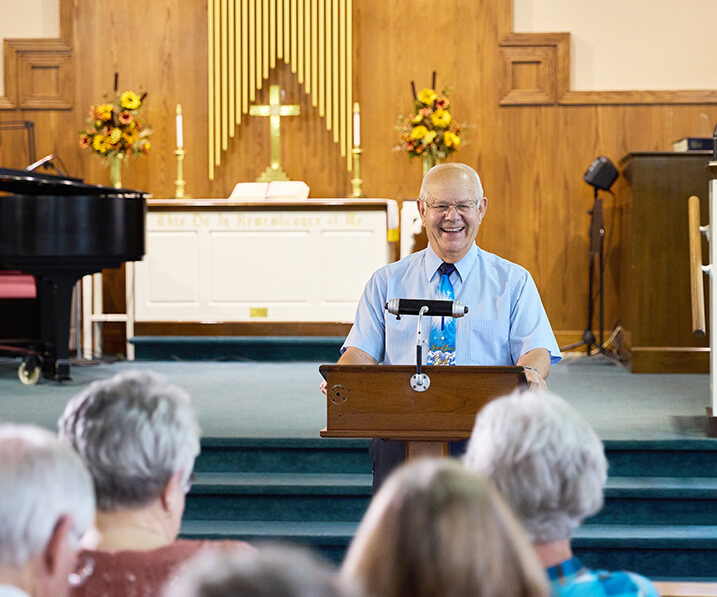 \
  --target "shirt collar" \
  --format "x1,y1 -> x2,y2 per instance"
424,244 -> 478,283
546,556 -> 585,582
